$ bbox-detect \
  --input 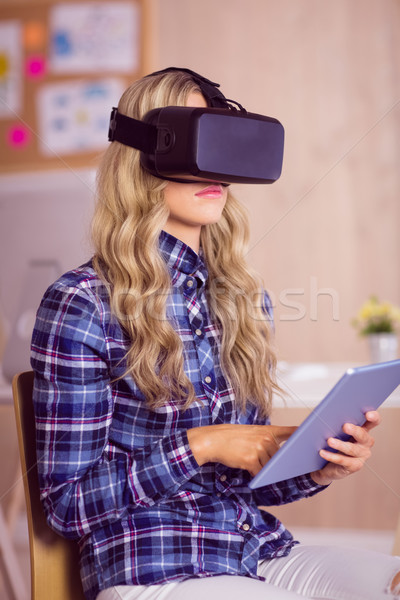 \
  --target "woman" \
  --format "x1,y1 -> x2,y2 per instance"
31,68 -> 400,600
